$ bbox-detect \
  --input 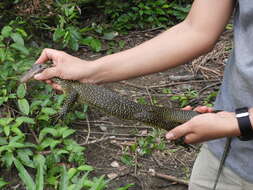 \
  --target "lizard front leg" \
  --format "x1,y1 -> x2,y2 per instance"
54,90 -> 78,124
